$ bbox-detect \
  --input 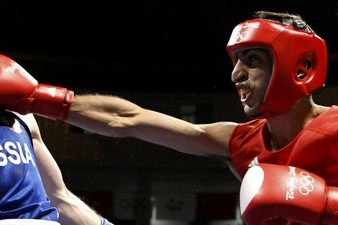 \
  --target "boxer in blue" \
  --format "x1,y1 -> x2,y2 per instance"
0,111 -> 113,225
0,57 -> 112,224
